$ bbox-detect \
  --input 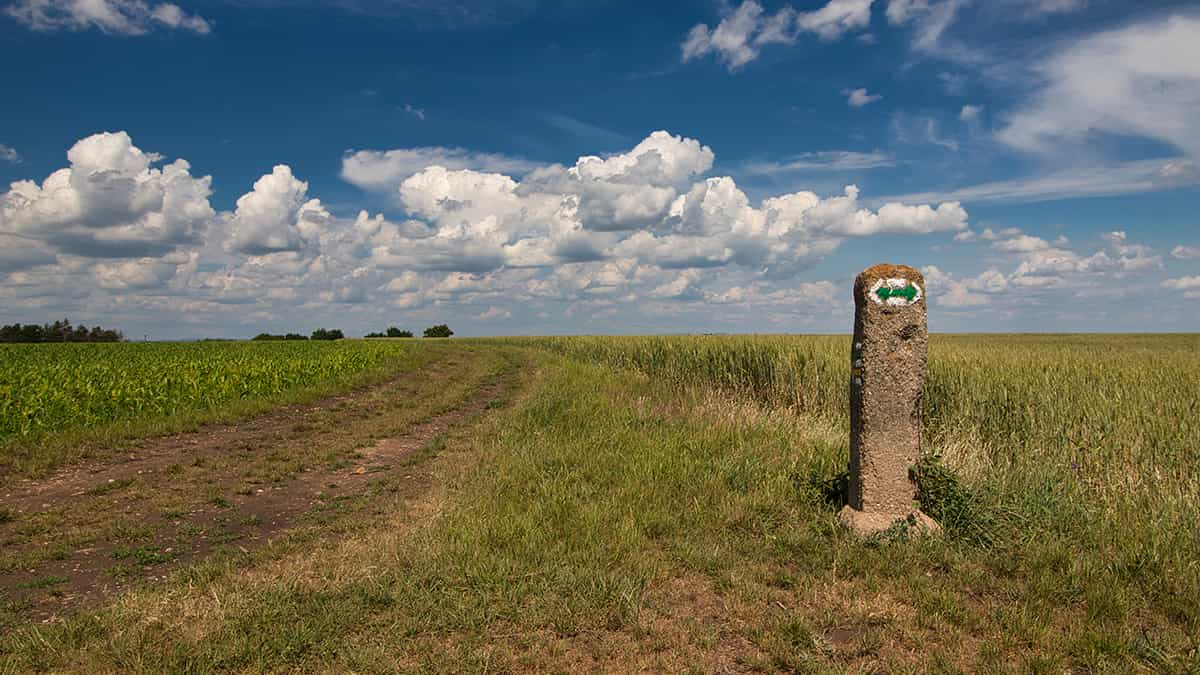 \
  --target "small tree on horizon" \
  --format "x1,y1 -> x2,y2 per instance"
311,328 -> 344,341
423,324 -> 453,338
